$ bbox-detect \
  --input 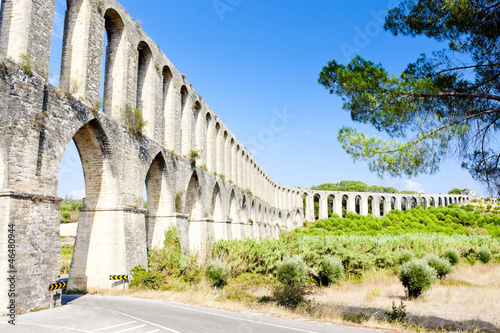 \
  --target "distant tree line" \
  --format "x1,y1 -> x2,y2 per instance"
310,180 -> 420,194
